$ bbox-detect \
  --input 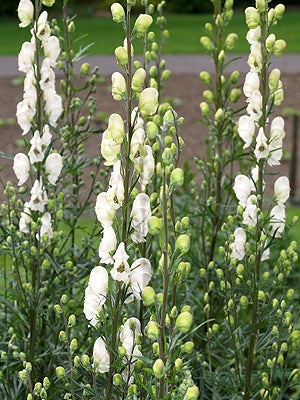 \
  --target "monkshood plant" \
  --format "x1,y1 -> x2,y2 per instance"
191,1 -> 300,399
